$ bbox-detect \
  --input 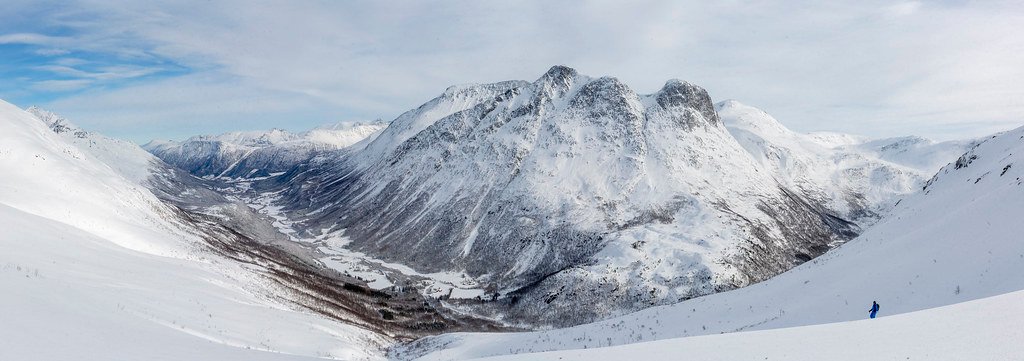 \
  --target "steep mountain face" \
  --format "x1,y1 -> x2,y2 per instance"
270,66 -> 872,325
145,121 -> 386,178
402,124 -> 1024,361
